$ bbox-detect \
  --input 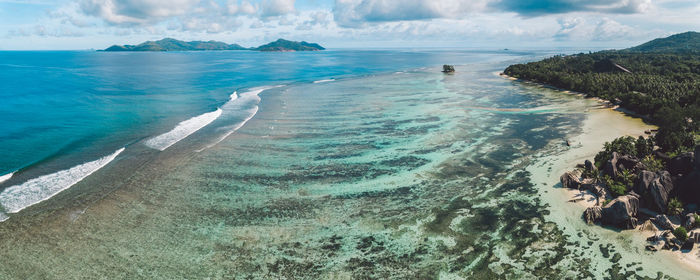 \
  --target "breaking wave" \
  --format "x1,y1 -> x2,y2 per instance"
0,147 -> 125,215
